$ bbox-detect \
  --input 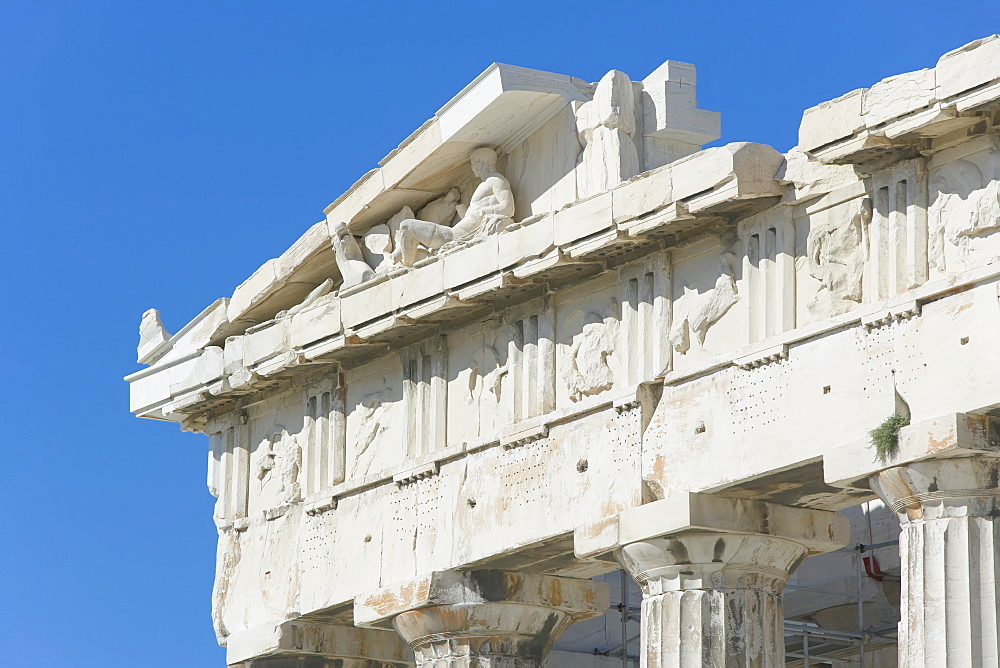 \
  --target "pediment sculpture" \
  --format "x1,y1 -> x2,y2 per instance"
393,147 -> 514,266
330,148 -> 515,288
